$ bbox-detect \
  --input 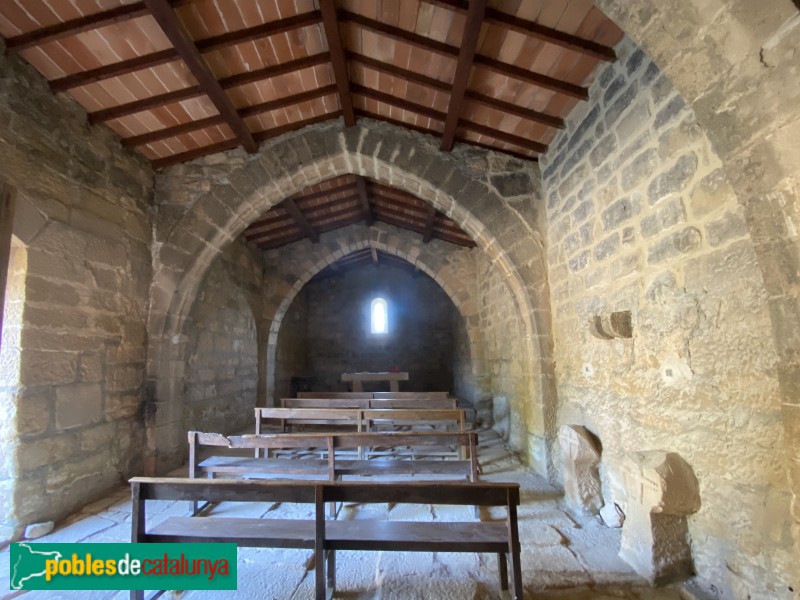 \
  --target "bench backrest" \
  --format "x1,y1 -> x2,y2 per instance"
188,430 -> 479,480
132,477 -> 517,508
296,391 -> 450,400
297,392 -> 373,399
372,392 -> 449,399
281,397 -> 456,410
362,408 -> 466,432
